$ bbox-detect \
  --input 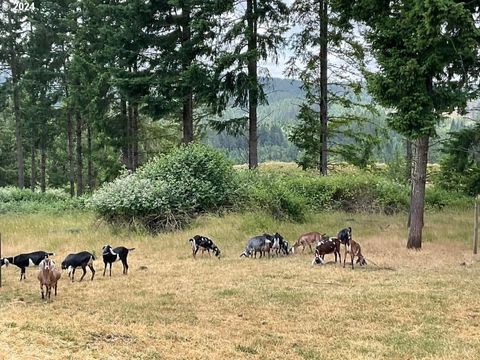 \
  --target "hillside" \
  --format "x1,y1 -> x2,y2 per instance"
206,78 -> 477,165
